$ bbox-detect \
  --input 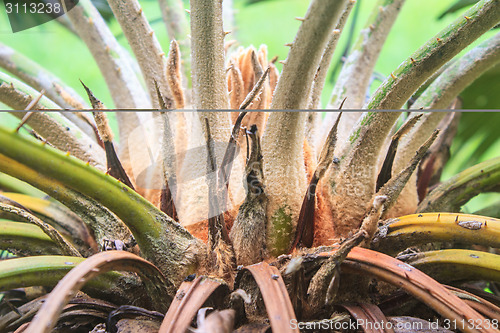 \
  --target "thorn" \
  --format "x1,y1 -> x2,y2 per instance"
224,31 -> 231,36
437,213 -> 440,222
137,8 -> 143,15
270,56 -> 278,64
390,72 -> 396,80
88,17 -> 93,24
284,43 -> 293,47
410,57 -> 416,64
332,29 -> 340,35
455,215 -> 459,223
379,6 -> 384,13
464,15 -> 471,21
279,60 -> 286,65
436,37 -> 442,43
485,221 -> 487,227
66,150 -> 71,157
295,17 -> 305,21
16,112 -> 35,132
117,67 -> 121,73
185,9 -> 190,14
159,52 -> 165,57
24,89 -> 46,111
86,159 -> 90,166
149,31 -> 154,37
105,168 -> 111,175
105,45 -> 110,53
369,24 -> 375,31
